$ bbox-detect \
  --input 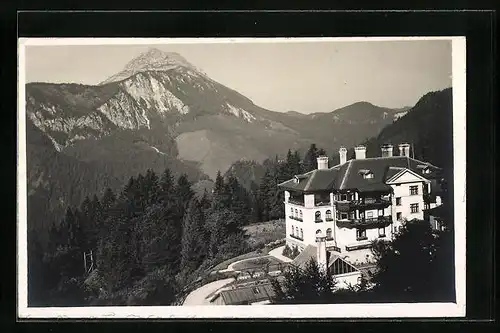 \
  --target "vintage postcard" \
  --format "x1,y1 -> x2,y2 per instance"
17,37 -> 466,318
